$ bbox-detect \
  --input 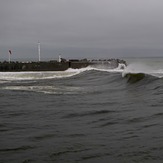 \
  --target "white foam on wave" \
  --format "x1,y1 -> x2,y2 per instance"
65,66 -> 94,73
66,63 -> 126,73
0,63 -> 126,82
